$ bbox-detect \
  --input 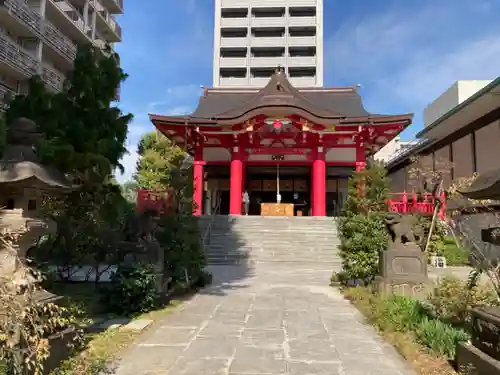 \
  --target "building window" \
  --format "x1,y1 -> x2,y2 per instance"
6,199 -> 15,210
471,131 -> 477,173
28,200 -> 37,211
